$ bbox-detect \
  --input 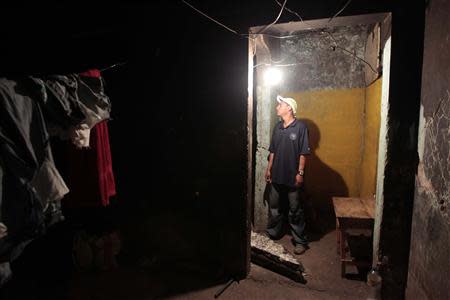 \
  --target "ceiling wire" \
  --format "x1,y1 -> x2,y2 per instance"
181,0 -> 243,37
181,0 -> 378,75
182,0 -> 300,40
274,0 -> 303,22
328,0 -> 353,23
257,0 -> 288,34
100,61 -> 128,72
